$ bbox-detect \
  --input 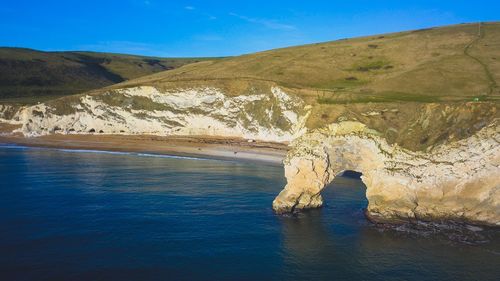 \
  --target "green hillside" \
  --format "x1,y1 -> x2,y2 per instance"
121,22 -> 499,104
0,47 -> 217,103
